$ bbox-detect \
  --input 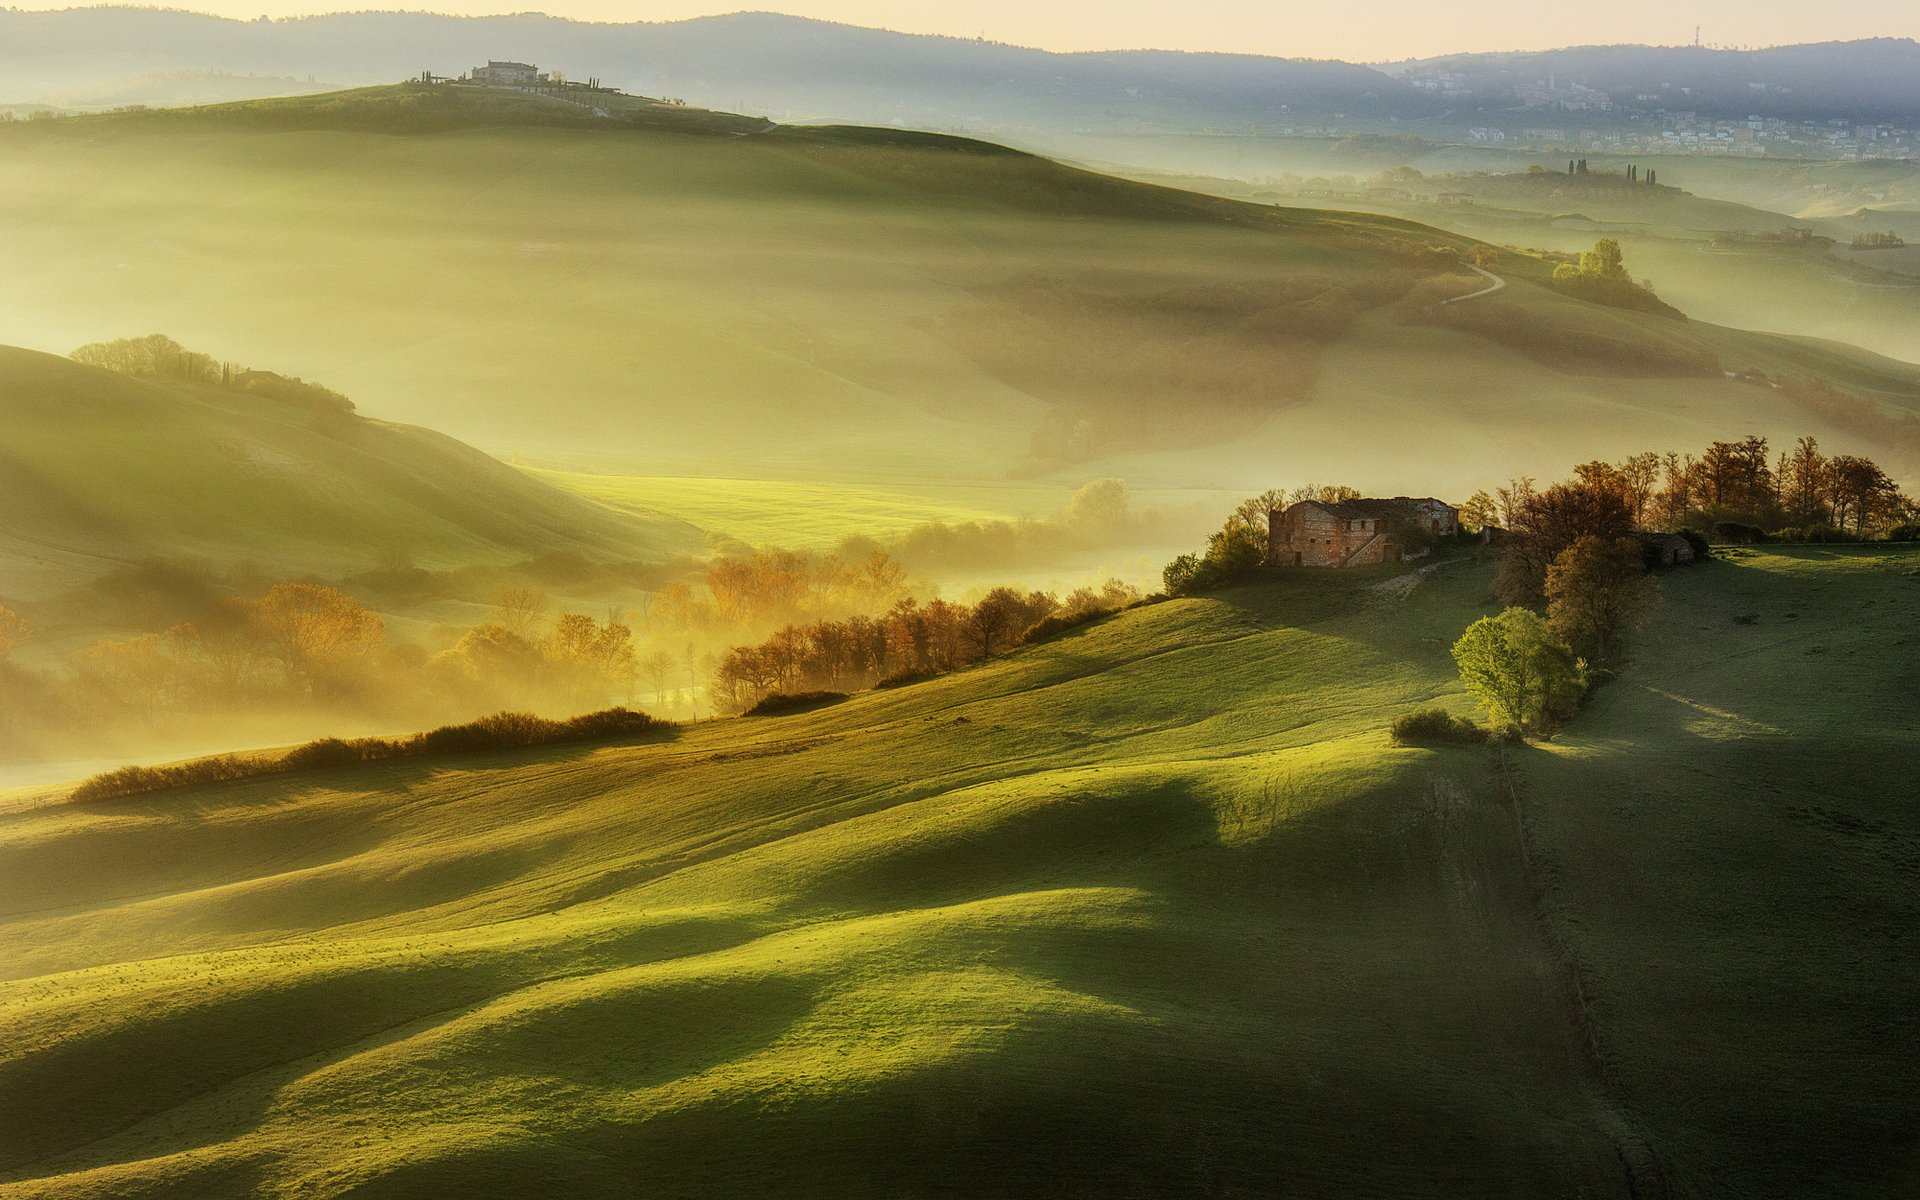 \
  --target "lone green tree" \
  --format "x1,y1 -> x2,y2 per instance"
1545,536 -> 1660,670
1450,608 -> 1585,737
